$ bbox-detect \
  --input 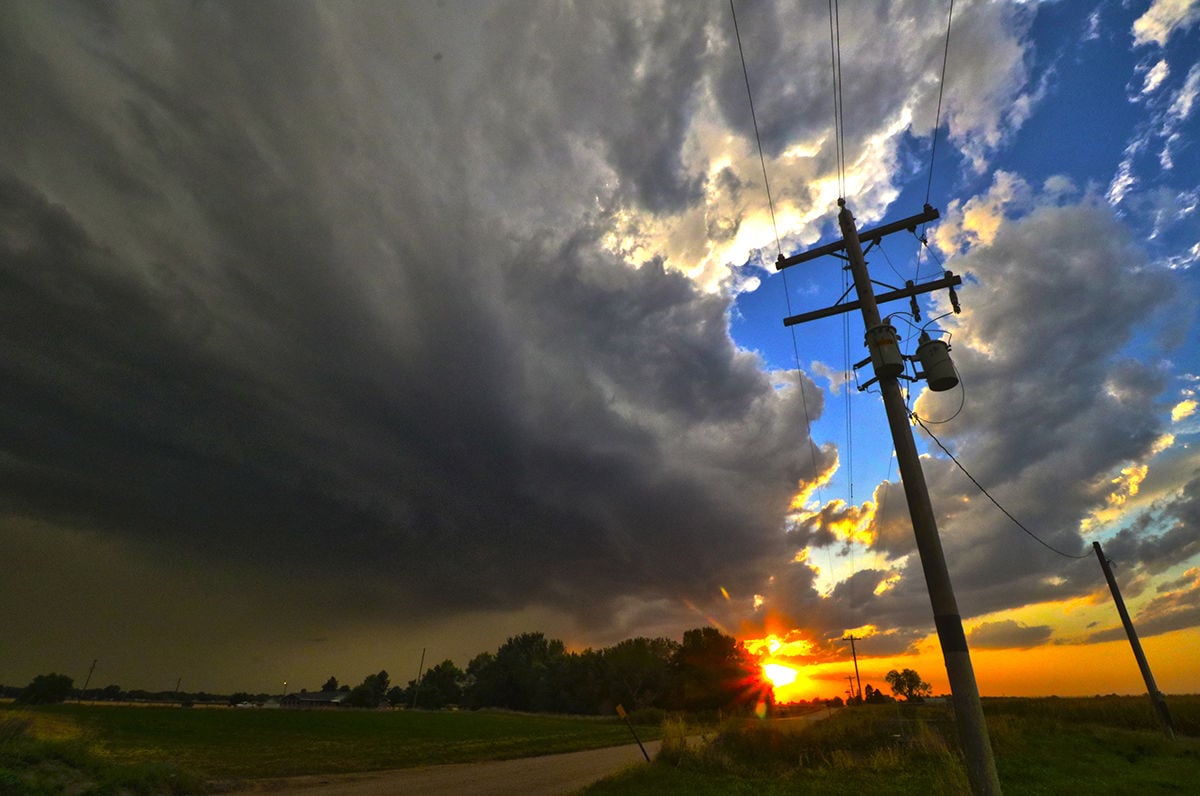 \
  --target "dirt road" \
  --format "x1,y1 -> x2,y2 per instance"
224,711 -> 832,795
223,739 -> 662,795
